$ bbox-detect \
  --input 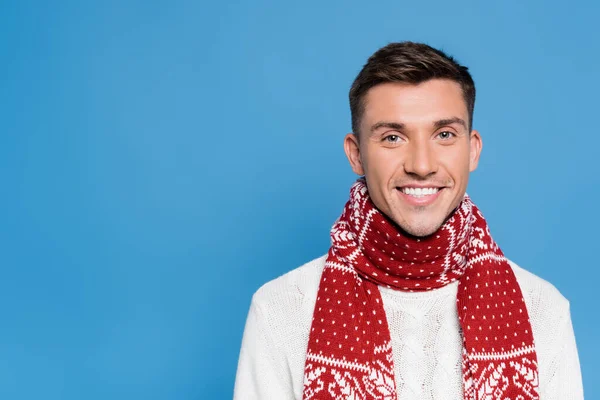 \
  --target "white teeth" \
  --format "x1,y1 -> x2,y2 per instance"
401,187 -> 439,197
